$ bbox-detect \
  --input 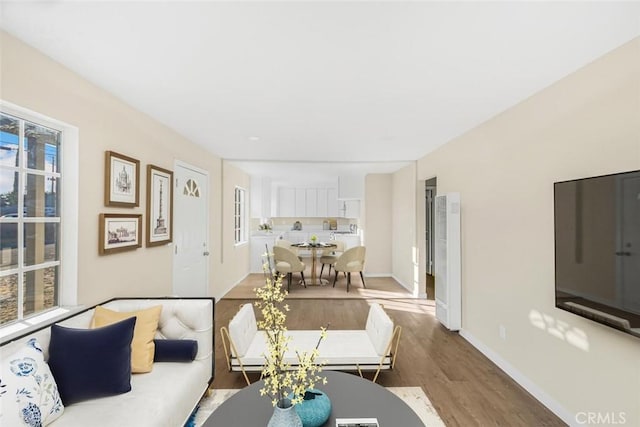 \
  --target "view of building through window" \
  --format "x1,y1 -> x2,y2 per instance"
0,112 -> 62,326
